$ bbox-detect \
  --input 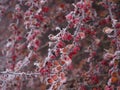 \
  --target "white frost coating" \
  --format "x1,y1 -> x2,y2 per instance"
14,60 -> 23,71
40,0 -> 47,4
36,8 -> 42,14
22,57 -> 30,66
6,75 -> 15,81
34,62 -> 39,67
15,57 -> 30,72
55,27 -> 61,30
107,78 -> 111,86
6,41 -> 12,47
114,51 -> 120,59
